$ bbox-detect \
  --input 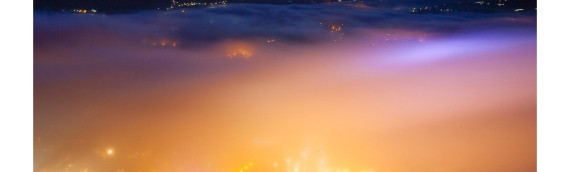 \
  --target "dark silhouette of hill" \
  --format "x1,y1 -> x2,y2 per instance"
34,0 -> 536,13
